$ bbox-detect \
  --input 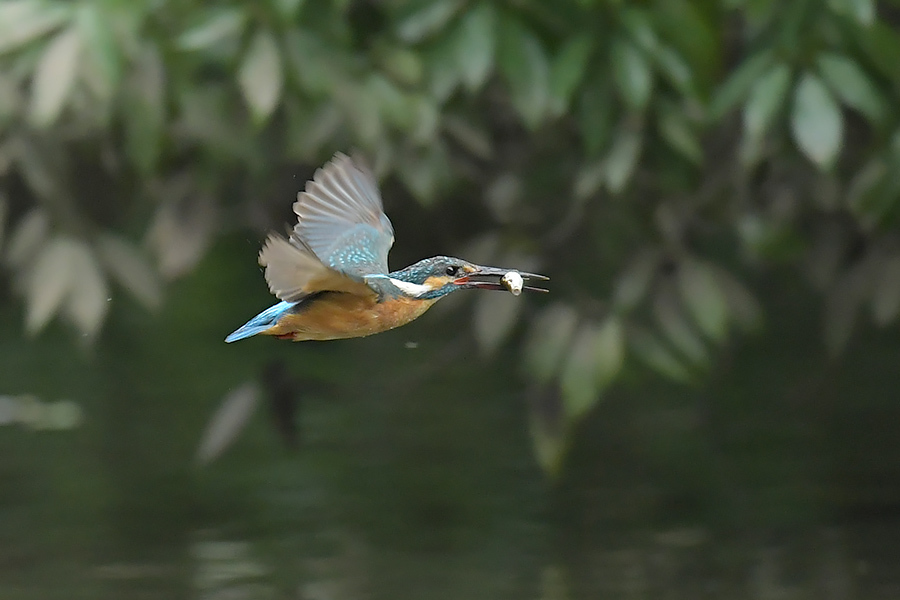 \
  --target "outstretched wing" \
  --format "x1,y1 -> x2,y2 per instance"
259,235 -> 374,303
292,152 -> 395,279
